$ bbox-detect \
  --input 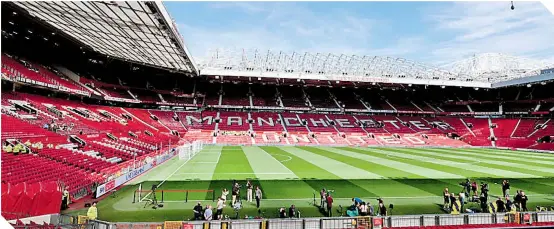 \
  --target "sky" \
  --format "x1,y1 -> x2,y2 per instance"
164,1 -> 554,66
